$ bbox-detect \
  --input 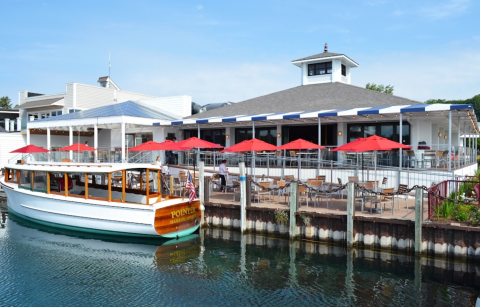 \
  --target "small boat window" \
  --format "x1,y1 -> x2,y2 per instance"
19,170 -> 31,190
32,171 -> 47,193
